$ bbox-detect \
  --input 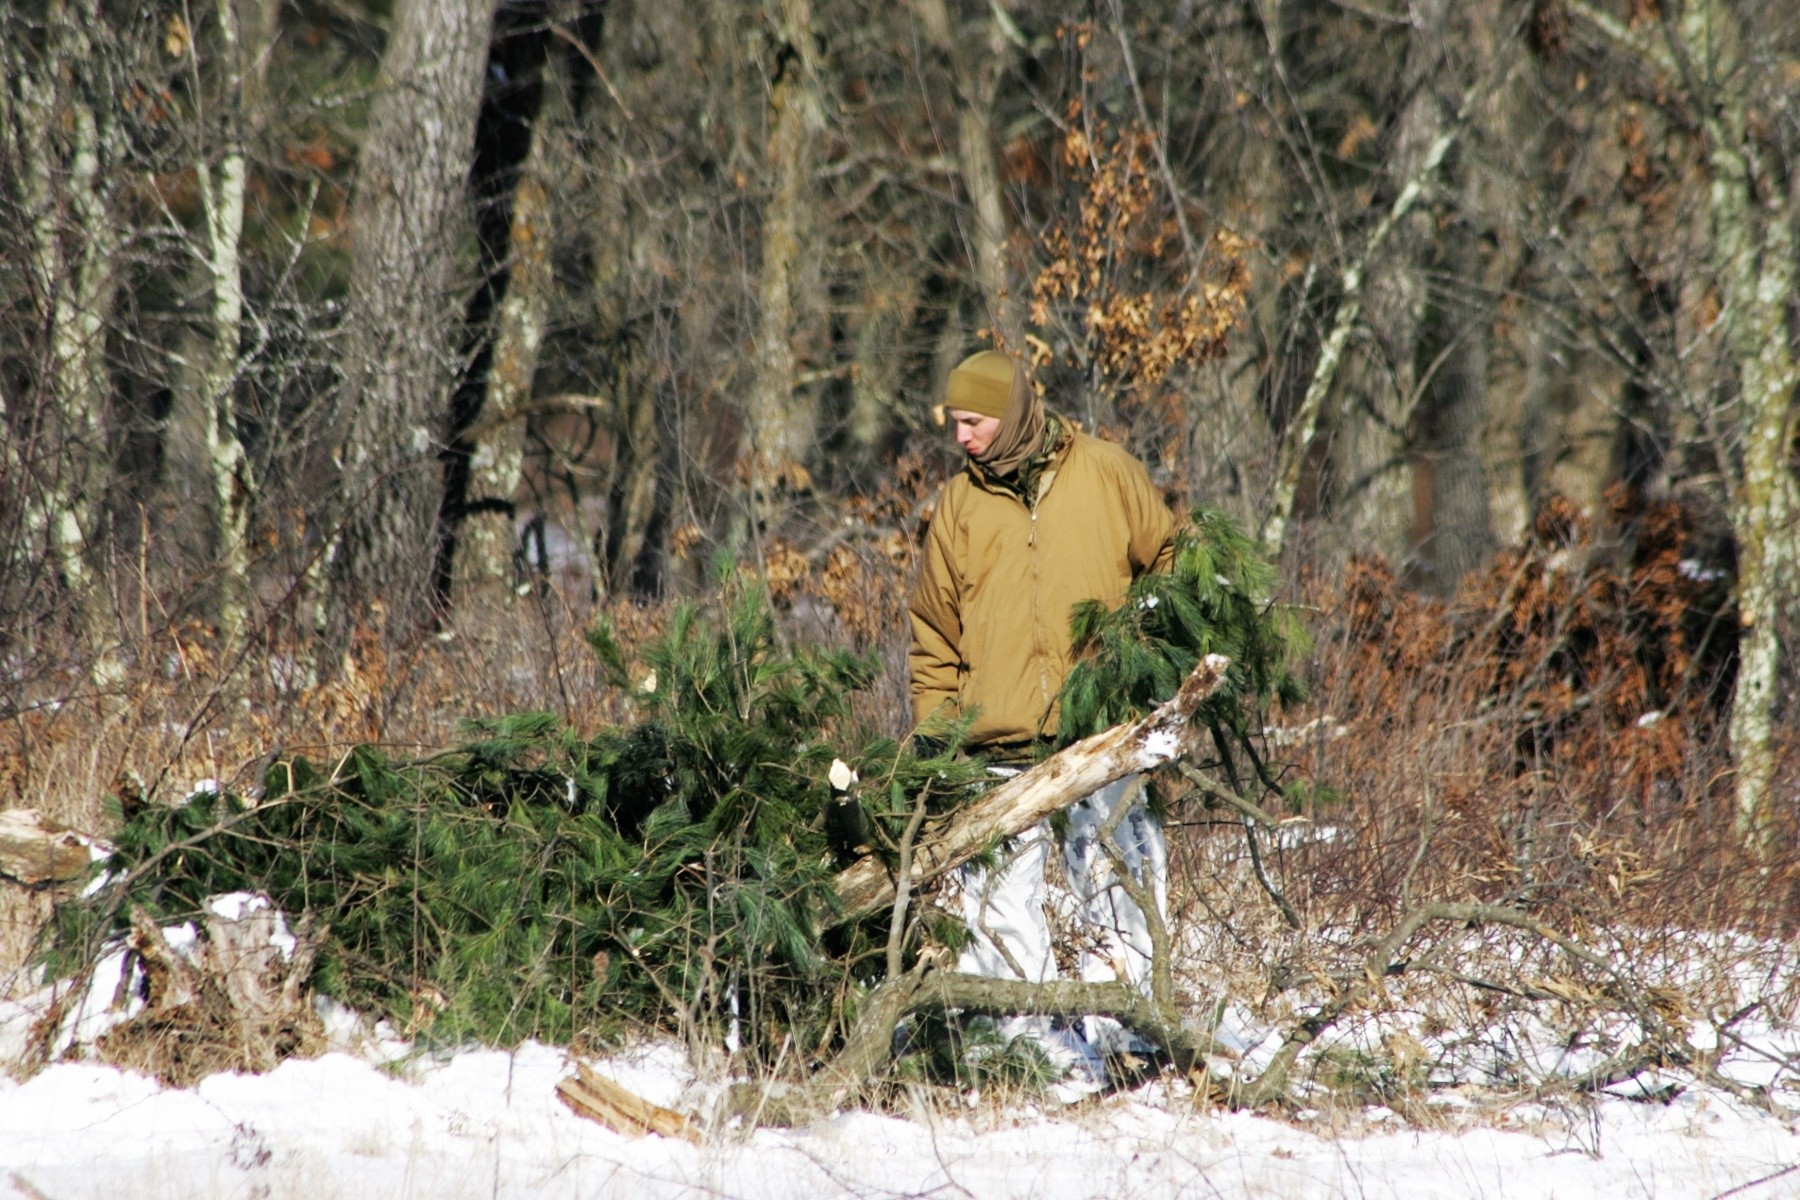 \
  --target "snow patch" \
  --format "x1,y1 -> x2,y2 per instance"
1140,729 -> 1180,761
